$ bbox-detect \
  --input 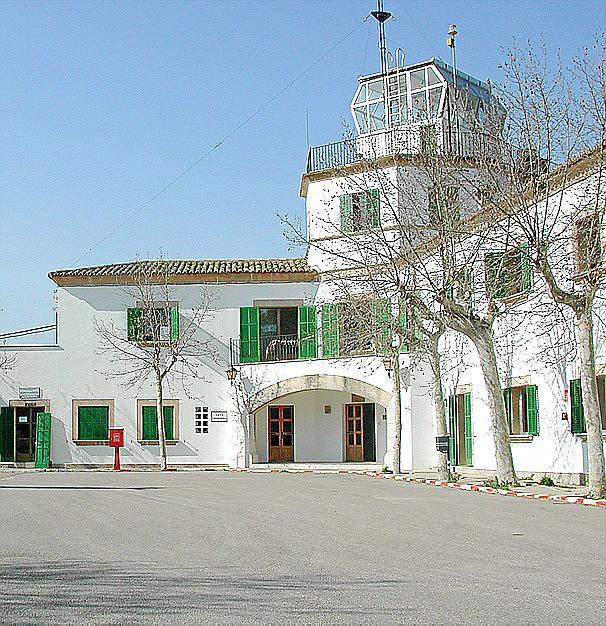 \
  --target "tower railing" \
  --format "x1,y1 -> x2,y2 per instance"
305,125 -> 504,173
